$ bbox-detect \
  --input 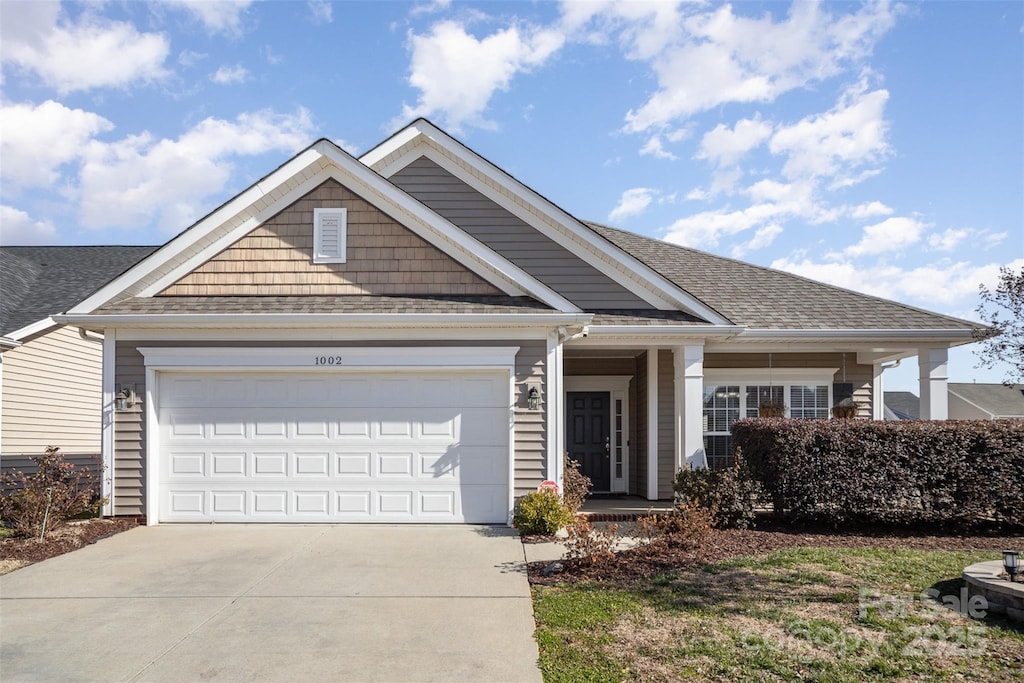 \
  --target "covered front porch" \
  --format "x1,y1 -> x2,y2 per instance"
552,341 -> 955,502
